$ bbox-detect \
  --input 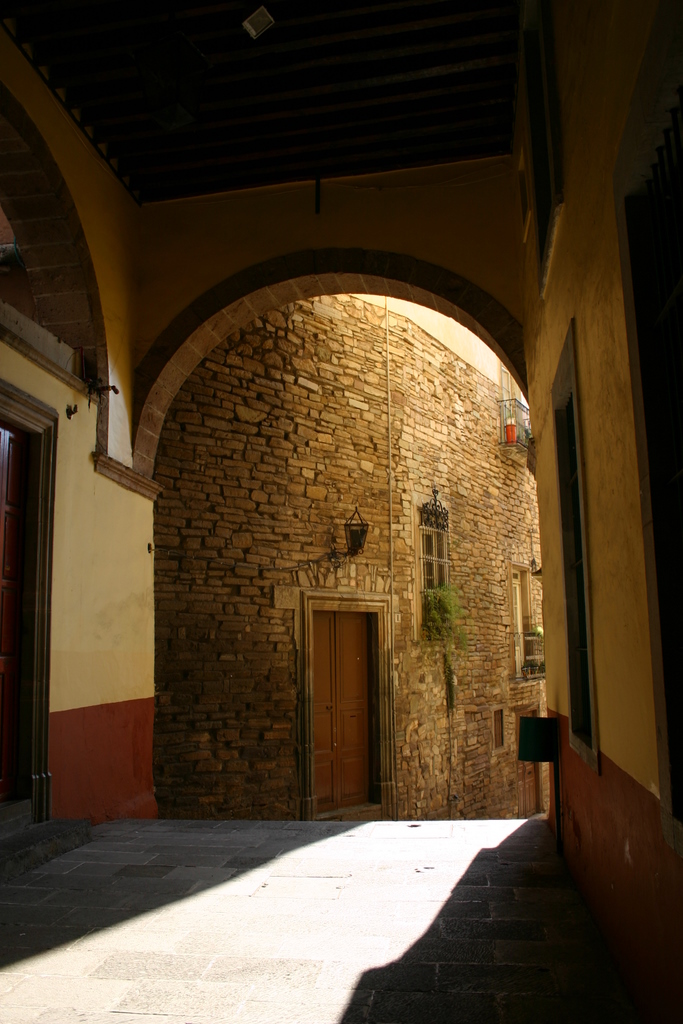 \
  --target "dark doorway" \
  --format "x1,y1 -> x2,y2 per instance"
516,709 -> 540,818
0,418 -> 28,803
313,610 -> 370,813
